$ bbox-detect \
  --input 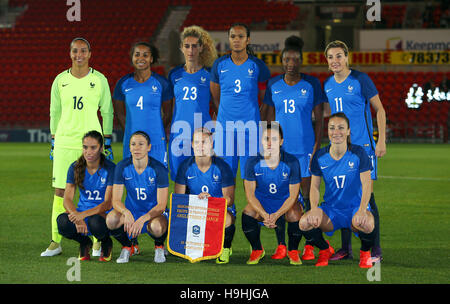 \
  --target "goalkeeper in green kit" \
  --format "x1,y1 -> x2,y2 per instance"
41,38 -> 114,257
